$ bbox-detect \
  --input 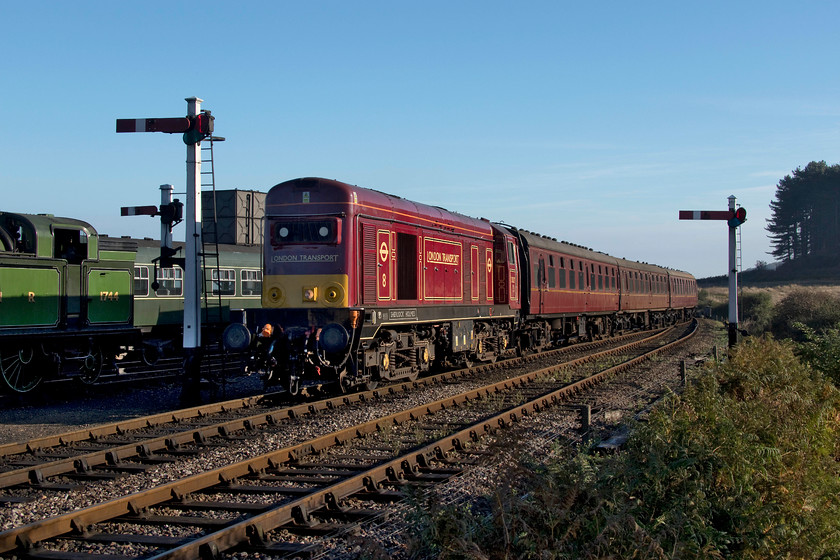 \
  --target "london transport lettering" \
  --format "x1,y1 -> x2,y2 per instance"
272,254 -> 339,263
425,251 -> 460,265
